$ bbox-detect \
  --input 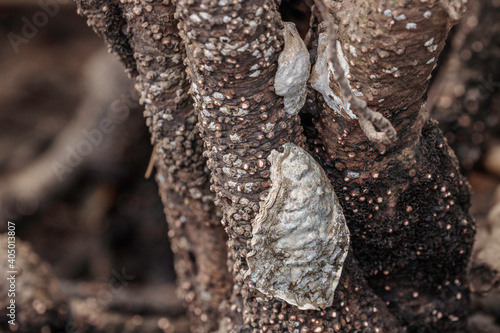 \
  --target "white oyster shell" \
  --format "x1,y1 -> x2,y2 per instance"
309,29 -> 357,119
245,143 -> 350,310
274,22 -> 311,116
